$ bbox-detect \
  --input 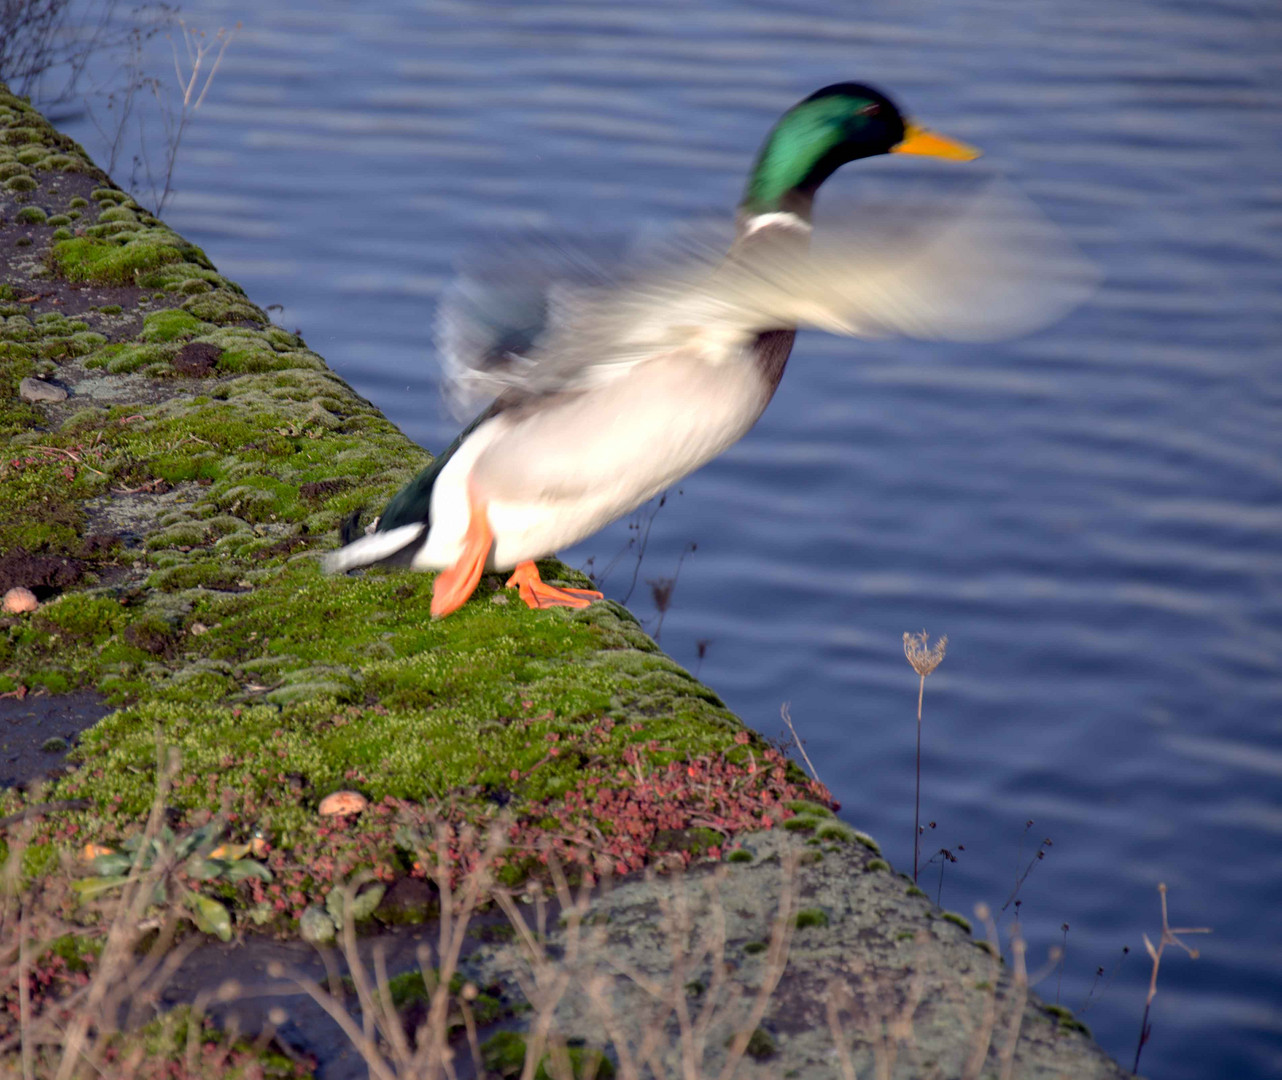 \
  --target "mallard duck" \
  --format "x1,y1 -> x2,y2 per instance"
324,82 -> 1084,616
